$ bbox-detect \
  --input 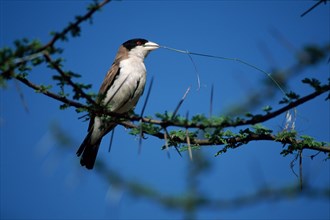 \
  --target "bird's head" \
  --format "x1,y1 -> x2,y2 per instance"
122,38 -> 159,59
